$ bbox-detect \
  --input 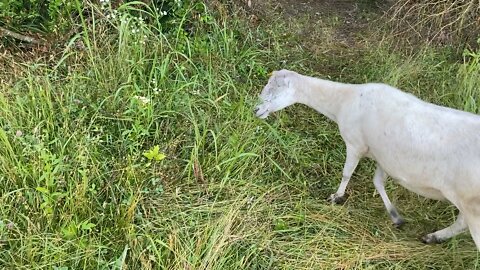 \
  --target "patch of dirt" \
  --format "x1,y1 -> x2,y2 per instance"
225,0 -> 396,79
267,0 -> 372,17
239,0 -> 390,46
